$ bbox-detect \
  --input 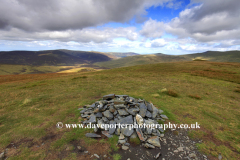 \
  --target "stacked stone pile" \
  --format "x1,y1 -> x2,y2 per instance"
80,94 -> 168,153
